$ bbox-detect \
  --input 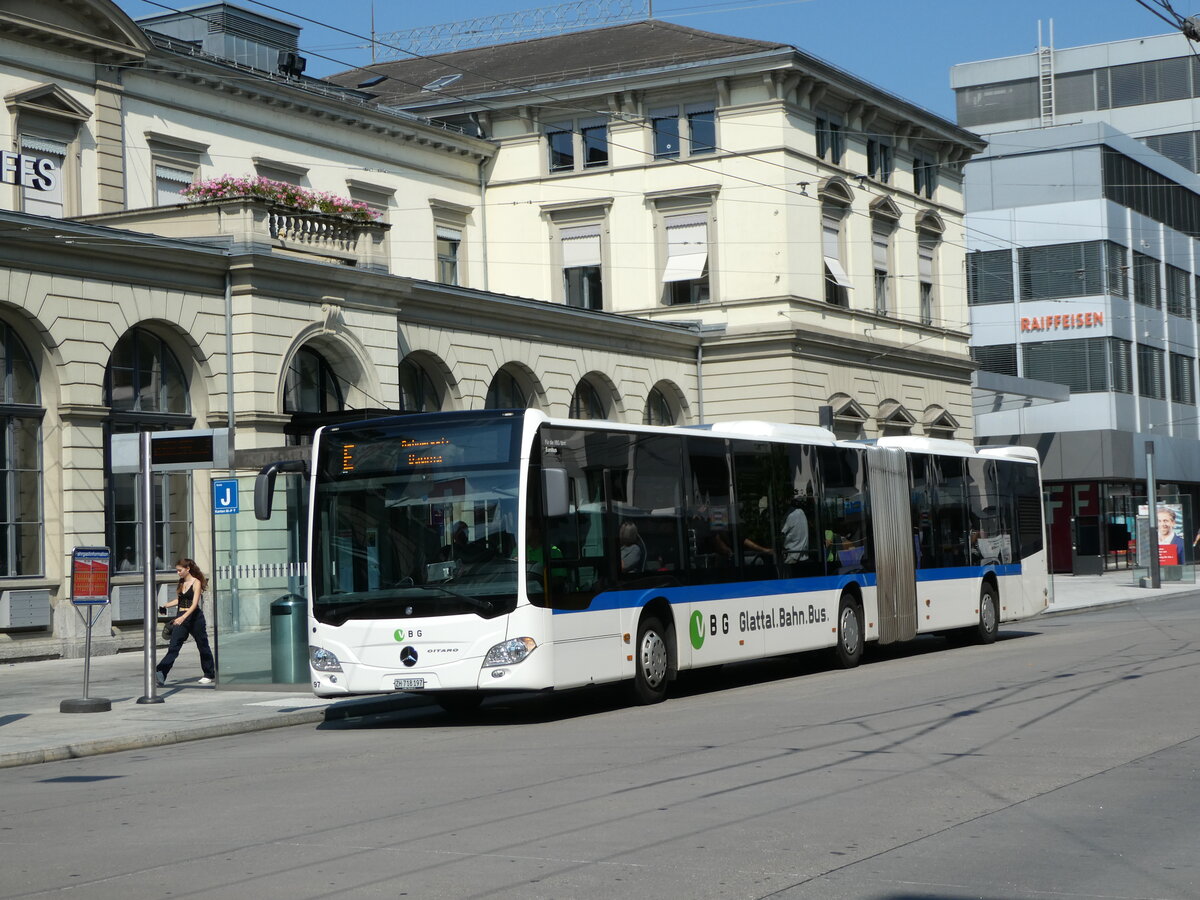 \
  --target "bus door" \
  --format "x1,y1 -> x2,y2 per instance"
866,446 -> 916,644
